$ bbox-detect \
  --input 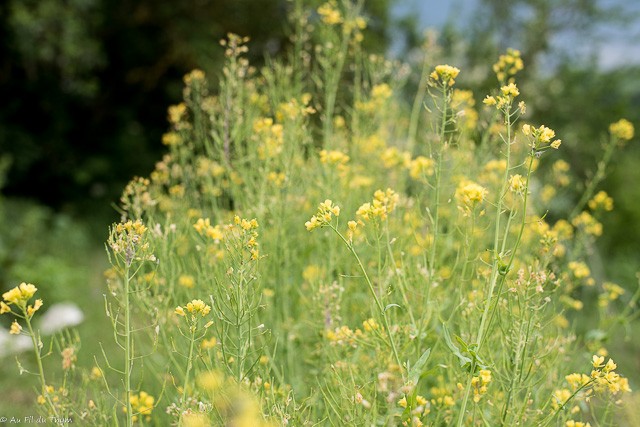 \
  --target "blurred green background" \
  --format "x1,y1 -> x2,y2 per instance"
0,0 -> 638,412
